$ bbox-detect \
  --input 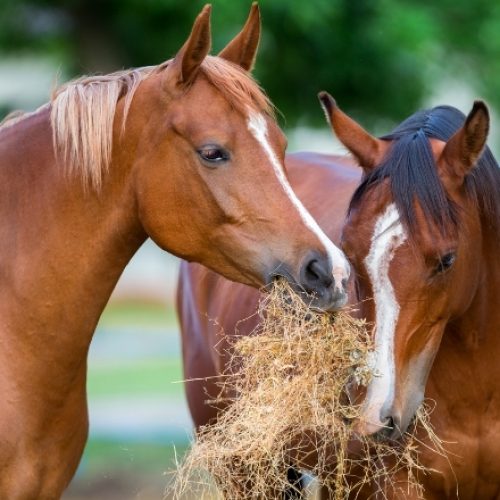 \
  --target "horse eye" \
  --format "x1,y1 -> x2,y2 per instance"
435,252 -> 456,274
197,145 -> 229,165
